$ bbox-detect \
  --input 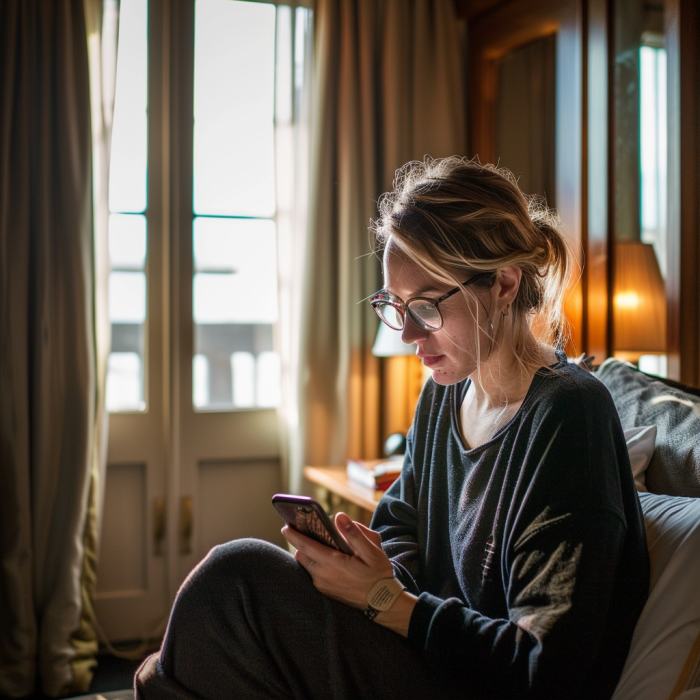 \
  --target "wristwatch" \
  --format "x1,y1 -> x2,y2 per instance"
364,577 -> 405,621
